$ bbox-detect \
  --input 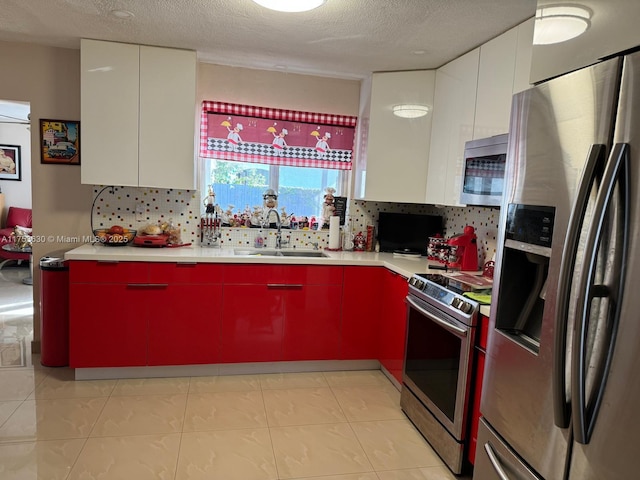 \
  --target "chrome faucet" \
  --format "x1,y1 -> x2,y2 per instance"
264,208 -> 287,249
